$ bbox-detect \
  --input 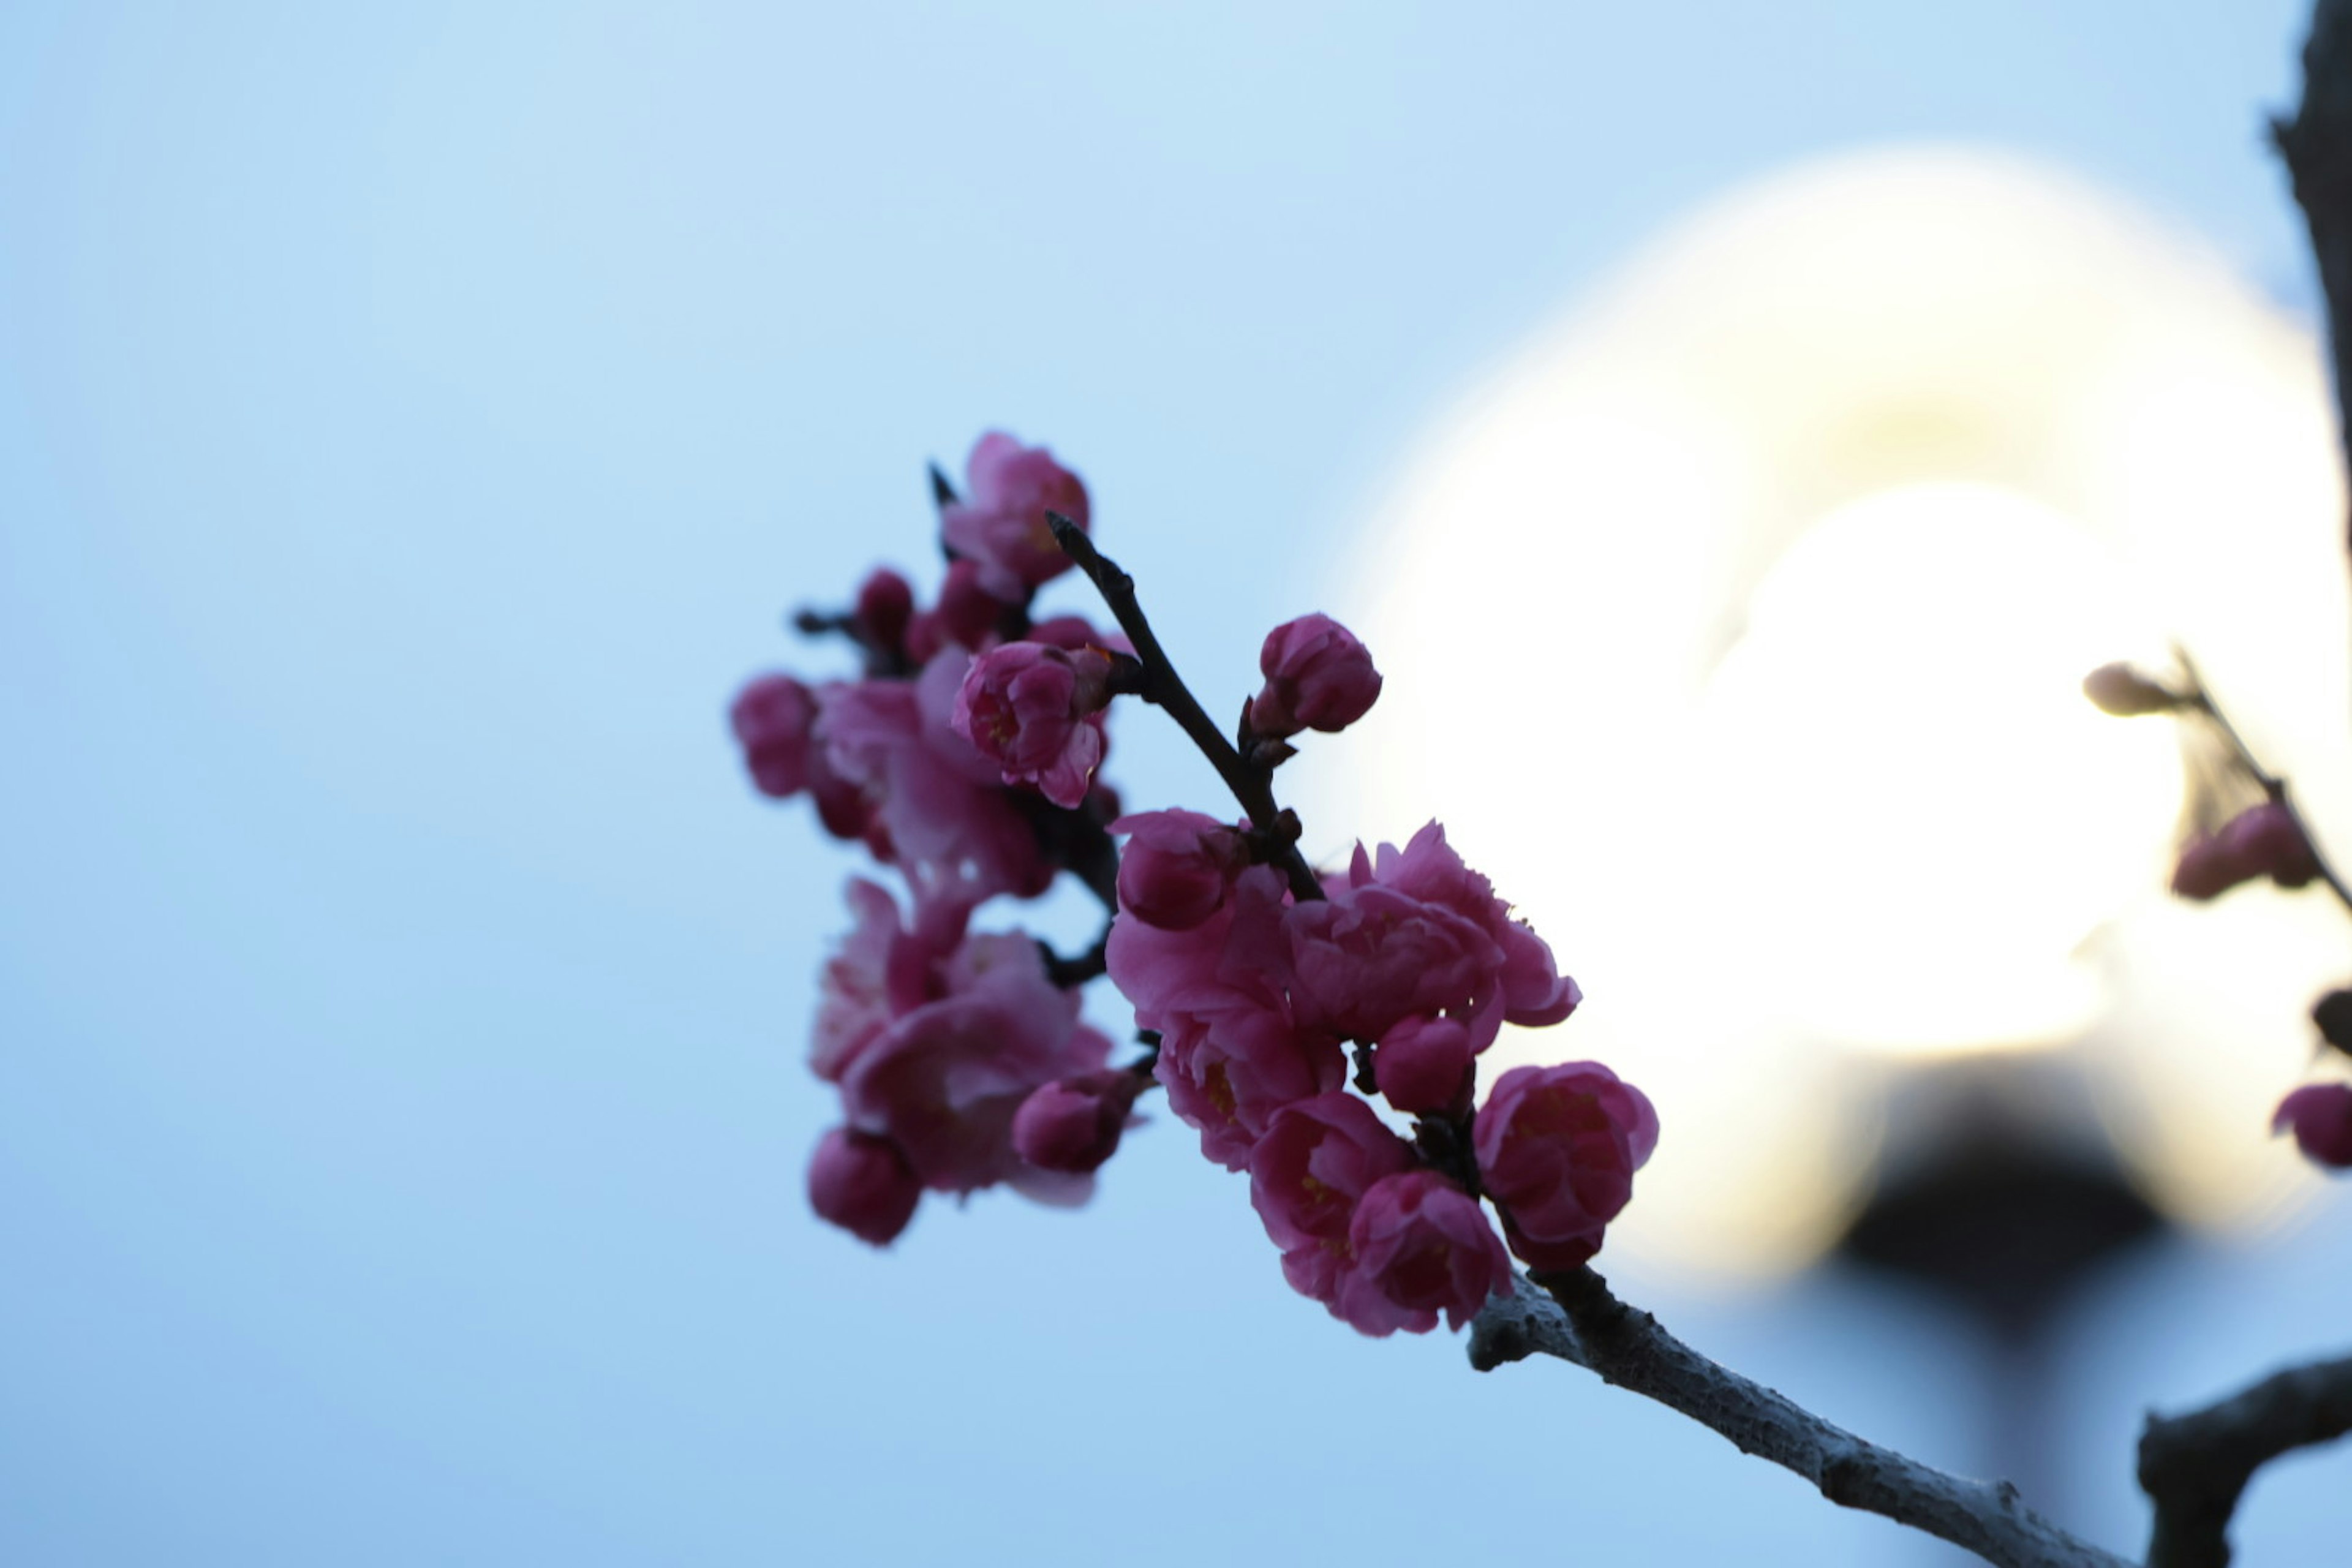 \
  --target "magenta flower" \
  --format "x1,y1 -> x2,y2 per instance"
939,432 -> 1091,601
1335,1171 -> 1513,1336
1284,881 -> 1502,1047
819,652 -> 1054,902
2172,802 -> 2321,901
1373,1014 -> 1476,1114
1365,822 -> 1581,1028
1250,614 -> 1382,737
1114,809 -> 1250,931
808,1127 -> 924,1246
1474,1061 -> 1659,1272
2273,1083 -> 2352,1169
731,674 -> 820,799
951,641 -> 1113,809
1248,1093 -> 1415,1303
839,927 -> 1112,1196
1012,1071 -> 1141,1174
